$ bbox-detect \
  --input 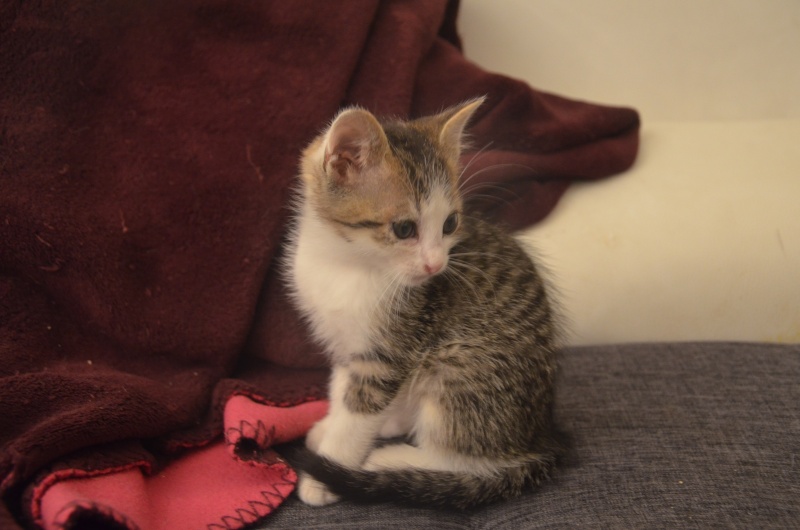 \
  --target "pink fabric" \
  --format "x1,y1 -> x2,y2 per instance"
34,399 -> 328,530
224,395 -> 329,451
